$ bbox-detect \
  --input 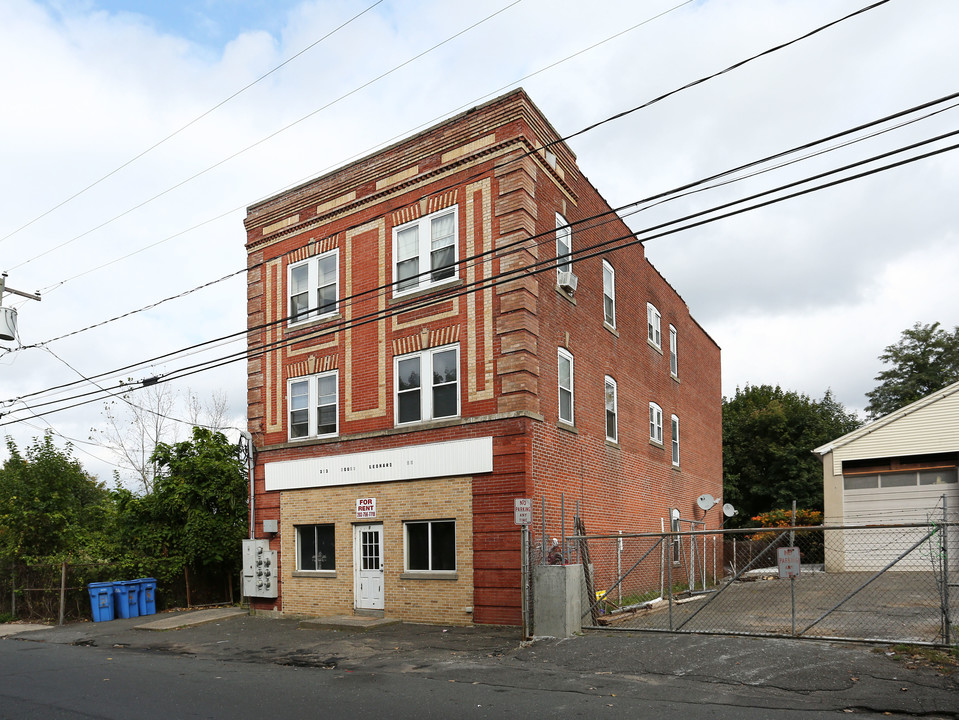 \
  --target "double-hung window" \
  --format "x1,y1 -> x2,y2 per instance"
296,524 -> 335,571
405,520 -> 456,572
288,249 -> 338,324
649,402 -> 664,445
605,376 -> 618,443
288,371 -> 338,440
556,213 -> 572,275
558,348 -> 574,425
647,303 -> 662,349
671,414 -> 680,466
602,260 -> 616,328
395,345 -> 459,424
669,324 -> 678,377
394,206 -> 458,294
